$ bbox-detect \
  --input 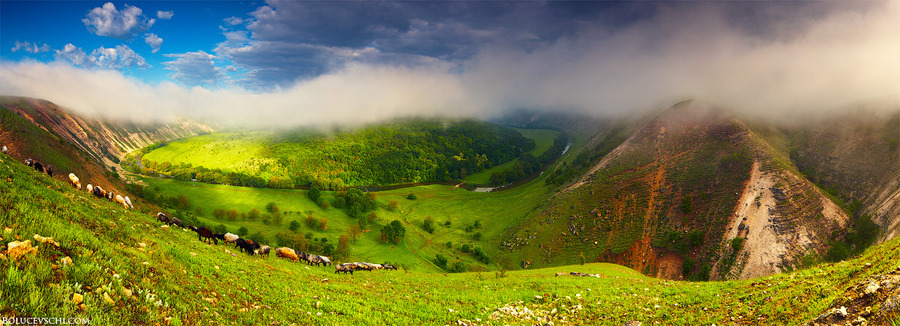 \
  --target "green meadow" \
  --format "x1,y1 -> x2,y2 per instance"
3,153 -> 899,325
139,164 -> 558,272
